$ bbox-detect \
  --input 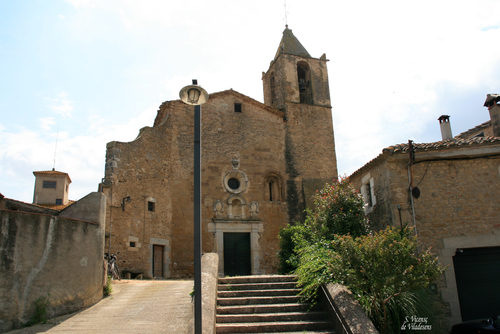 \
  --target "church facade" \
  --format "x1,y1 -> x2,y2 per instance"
100,27 -> 338,278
